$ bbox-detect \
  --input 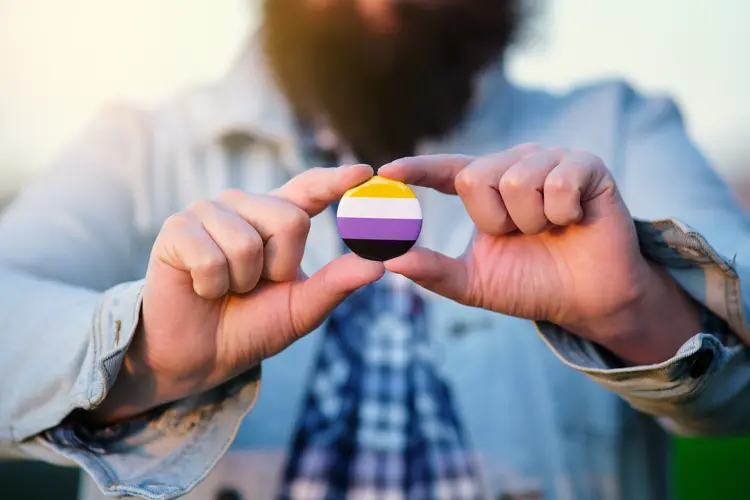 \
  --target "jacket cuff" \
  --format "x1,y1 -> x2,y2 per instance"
88,279 -> 144,409
634,218 -> 749,344
11,280 -> 143,442
41,368 -> 260,500
32,279 -> 262,499
535,218 -> 750,436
